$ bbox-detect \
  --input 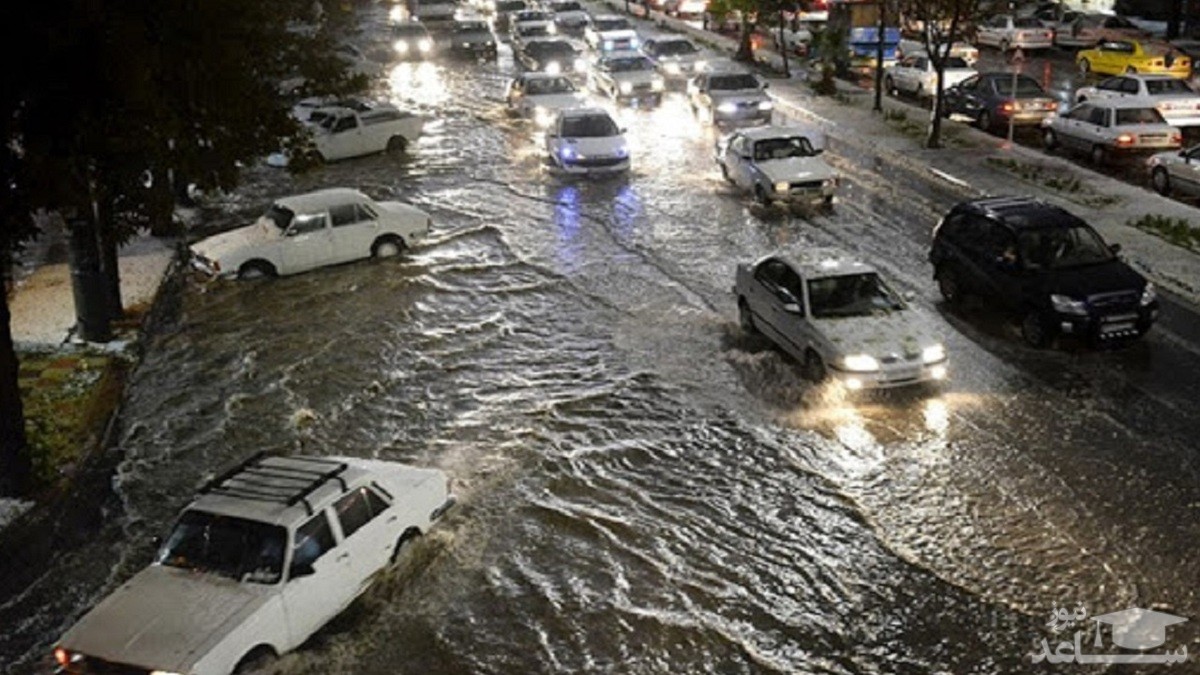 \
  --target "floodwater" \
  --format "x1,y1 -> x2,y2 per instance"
2,6 -> 1199,674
